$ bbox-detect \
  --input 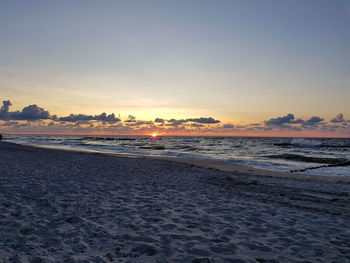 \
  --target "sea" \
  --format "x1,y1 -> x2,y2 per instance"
3,134 -> 350,177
